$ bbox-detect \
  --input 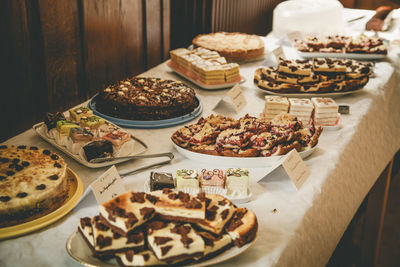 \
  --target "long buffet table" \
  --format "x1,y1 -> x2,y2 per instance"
1,8 -> 400,267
